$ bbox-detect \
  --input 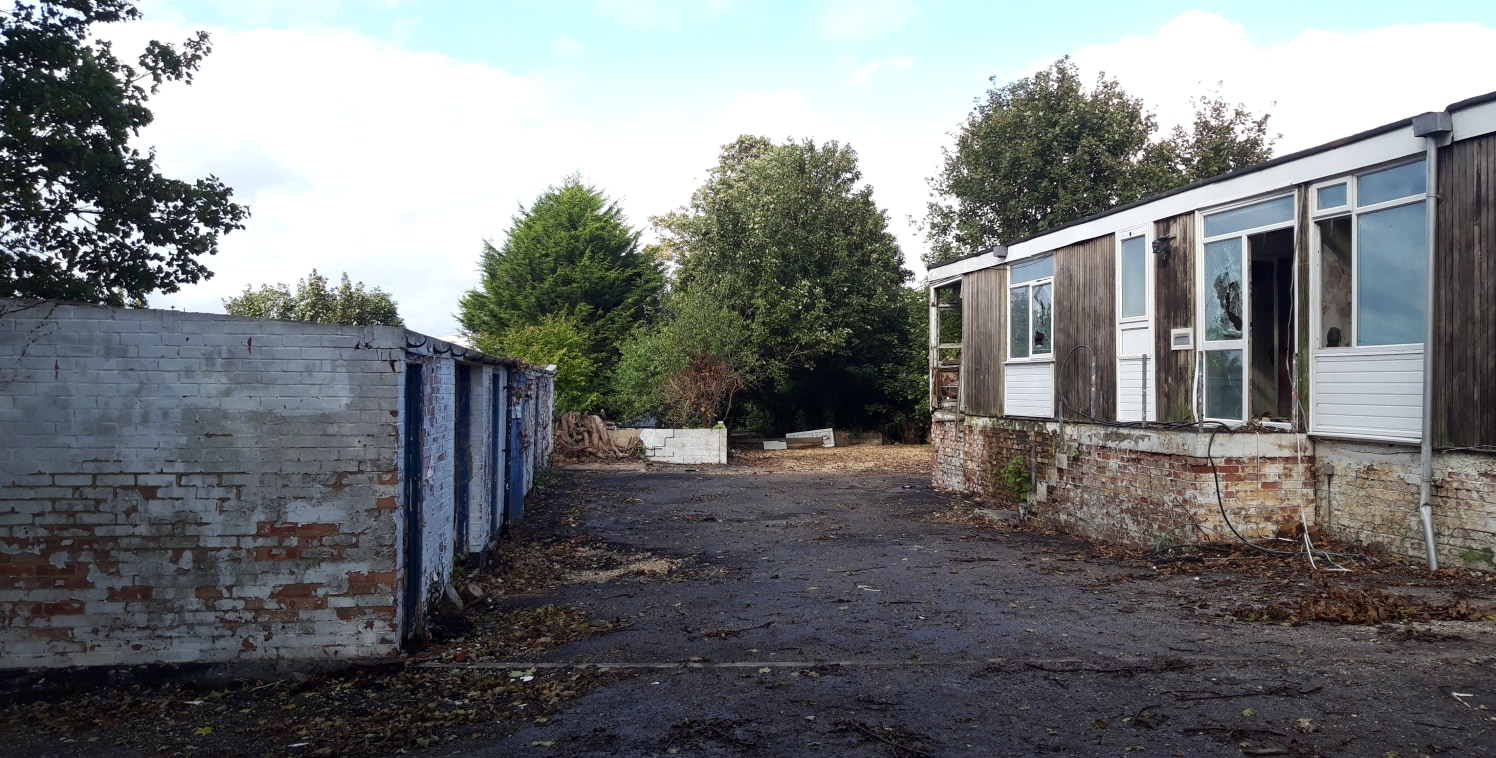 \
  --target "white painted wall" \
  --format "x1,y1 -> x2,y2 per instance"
638,428 -> 727,465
